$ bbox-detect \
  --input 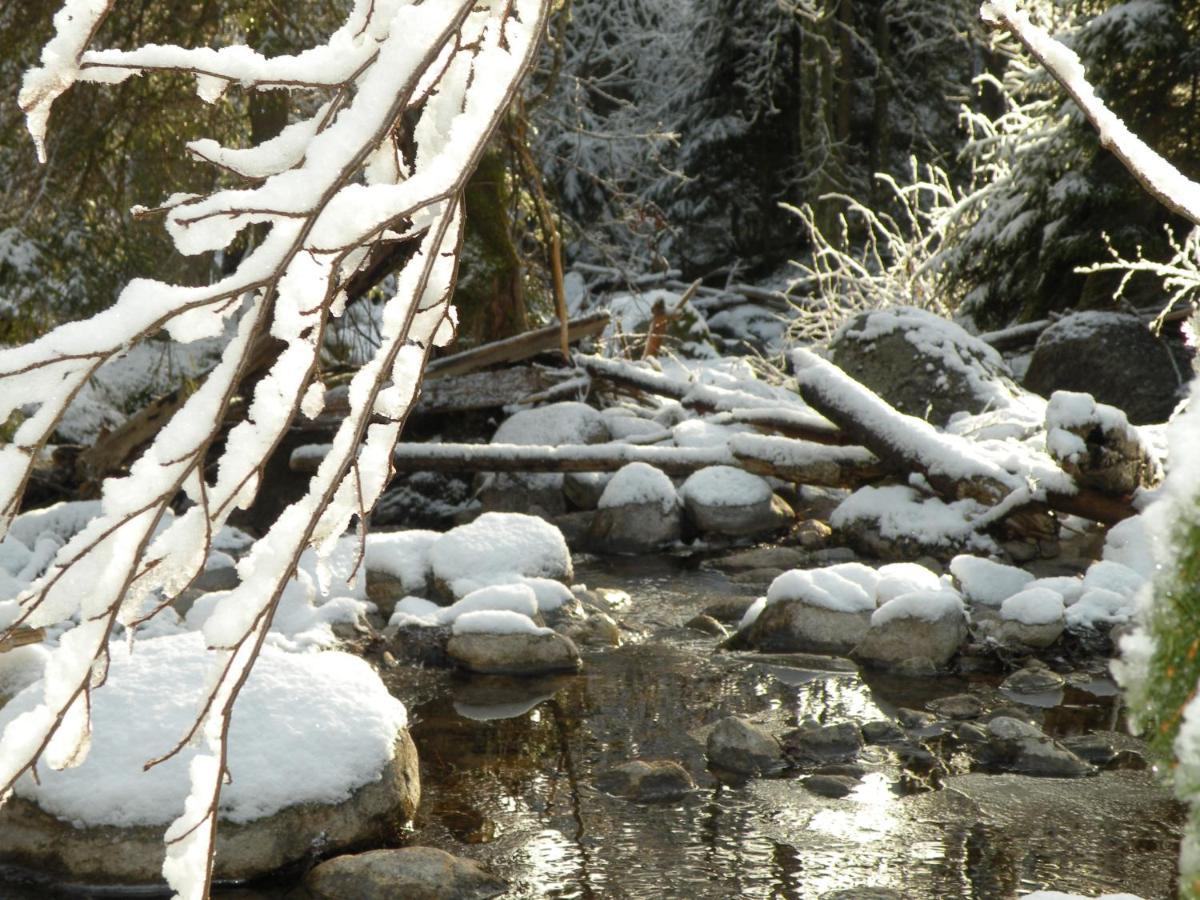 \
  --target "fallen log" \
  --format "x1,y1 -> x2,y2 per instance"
290,435 -> 882,487
790,349 -> 1136,526
428,311 -> 610,379
577,354 -> 844,445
